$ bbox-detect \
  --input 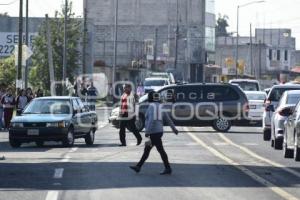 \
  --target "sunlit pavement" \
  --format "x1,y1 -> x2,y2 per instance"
0,111 -> 299,200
